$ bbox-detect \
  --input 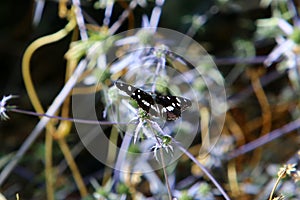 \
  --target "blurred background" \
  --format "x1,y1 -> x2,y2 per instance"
0,0 -> 300,199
